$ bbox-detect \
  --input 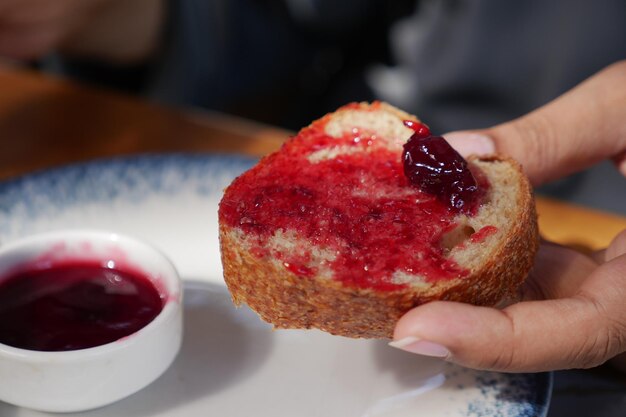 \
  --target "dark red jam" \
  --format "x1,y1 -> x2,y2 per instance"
0,261 -> 163,352
219,104 -> 489,290
402,120 -> 479,213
